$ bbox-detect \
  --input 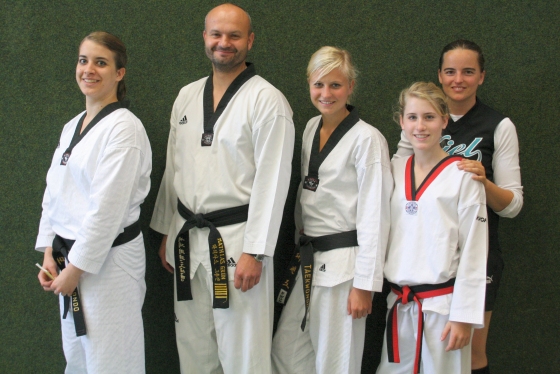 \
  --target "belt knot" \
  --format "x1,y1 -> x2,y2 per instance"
193,213 -> 208,228
401,285 -> 415,305
299,235 -> 314,248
